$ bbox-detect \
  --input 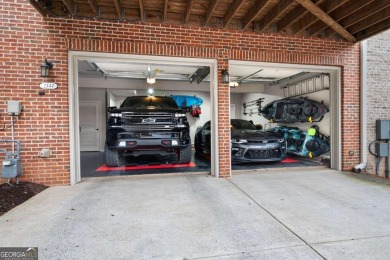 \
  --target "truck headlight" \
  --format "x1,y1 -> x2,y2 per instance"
110,113 -> 122,117
175,113 -> 186,117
